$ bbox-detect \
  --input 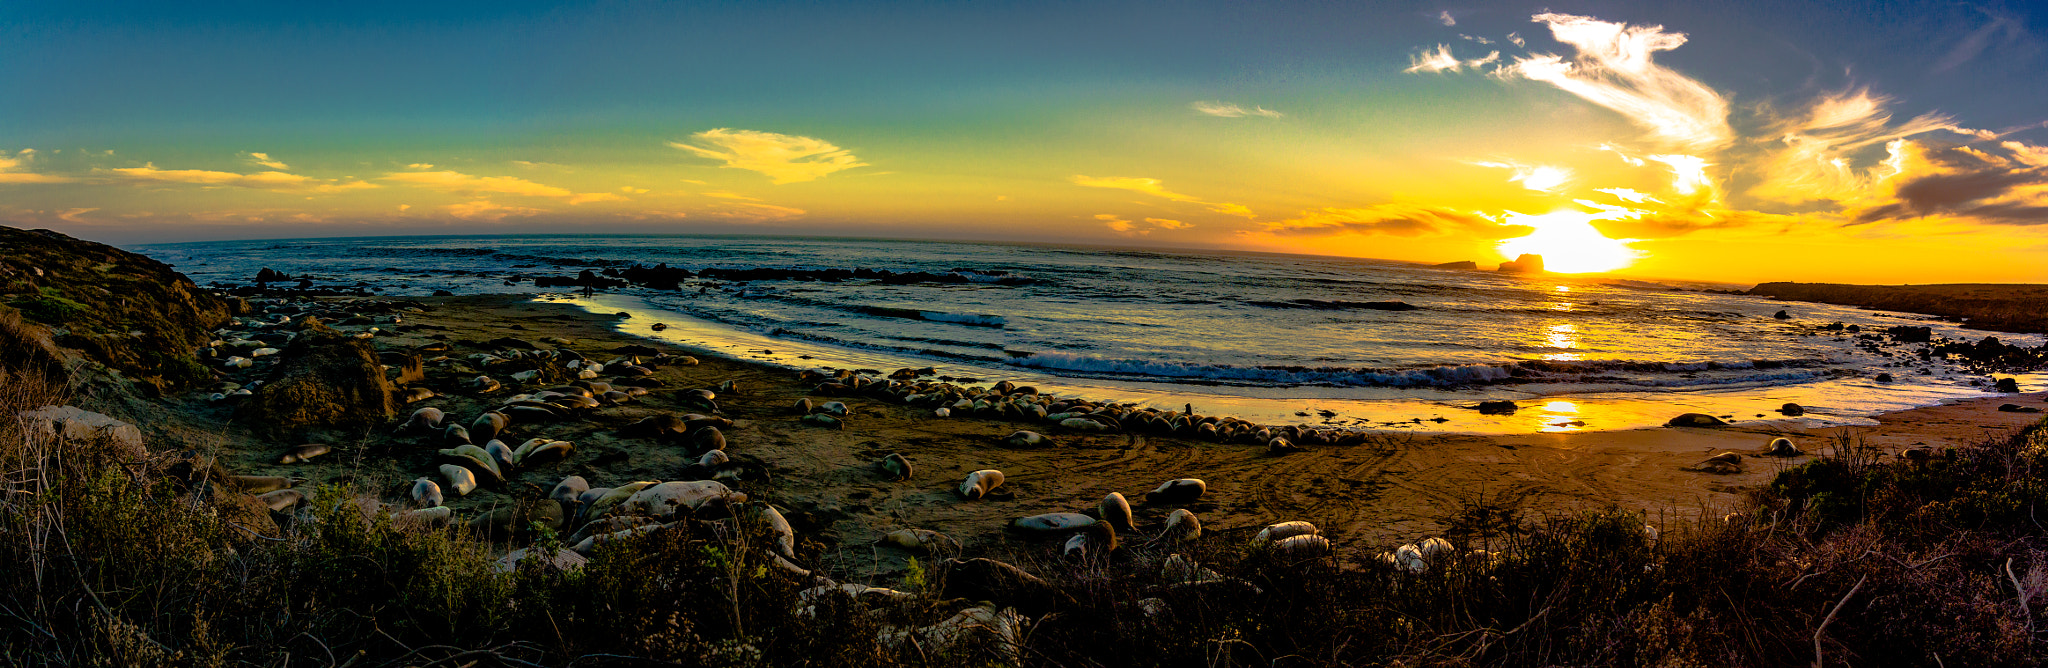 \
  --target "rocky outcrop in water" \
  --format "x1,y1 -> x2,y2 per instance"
1497,254 -> 1545,274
